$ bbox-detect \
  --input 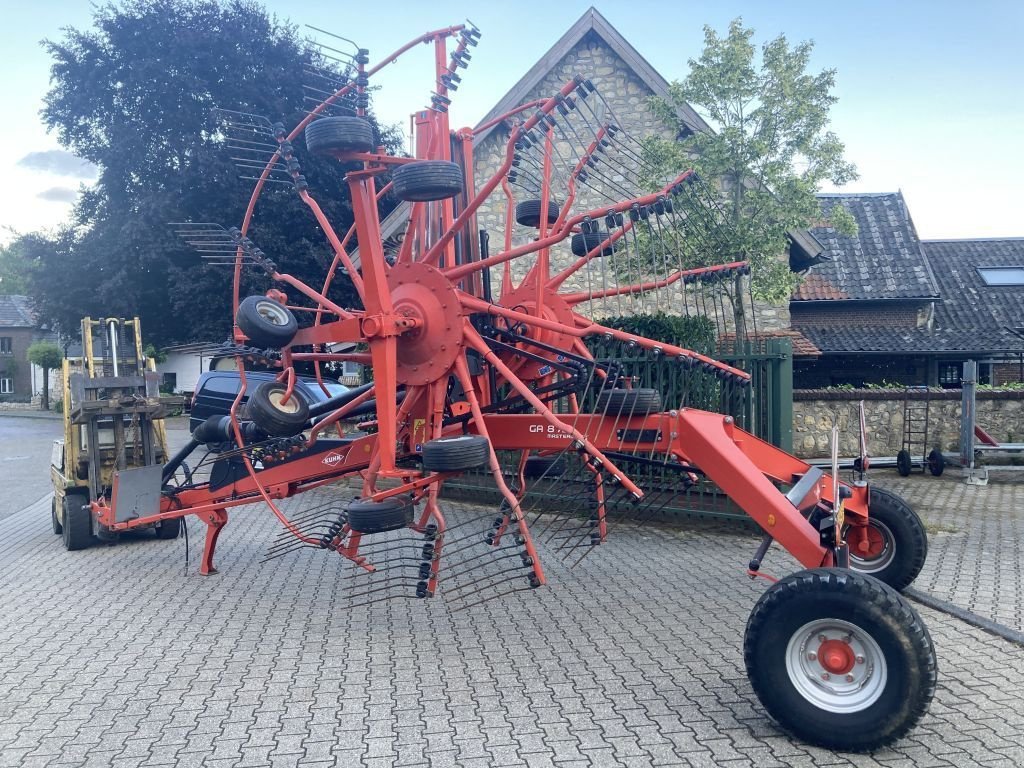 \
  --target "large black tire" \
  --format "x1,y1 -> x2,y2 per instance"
346,497 -> 414,534
744,568 -> 936,752
62,492 -> 93,551
849,487 -> 928,591
304,116 -> 375,155
156,517 -> 181,540
392,161 -> 464,202
51,495 -> 62,535
523,455 -> 567,479
927,448 -> 945,477
421,435 -> 490,472
245,382 -> 310,437
571,231 -> 615,257
236,296 -> 298,349
595,388 -> 663,416
515,199 -> 560,227
896,449 -> 912,477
